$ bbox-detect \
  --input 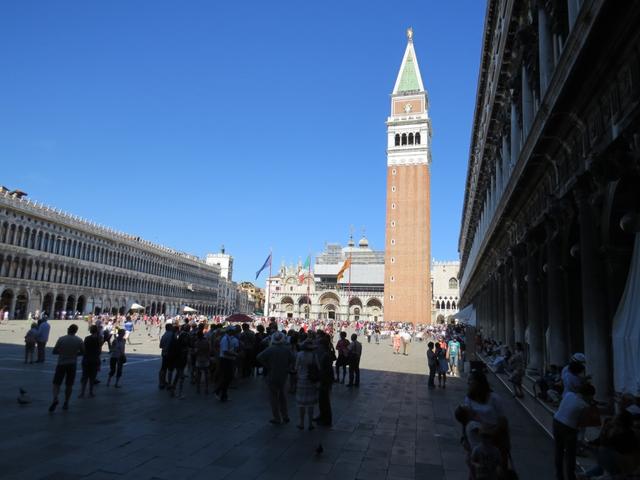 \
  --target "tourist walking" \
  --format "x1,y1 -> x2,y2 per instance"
107,329 -> 126,388
553,383 -> 595,480
508,342 -> 525,398
124,316 -> 134,344
392,331 -> 402,354
295,340 -> 320,430
215,326 -> 239,402
334,331 -> 350,383
447,336 -> 461,375
36,317 -> 50,363
347,333 -> 362,387
194,330 -> 211,394
316,335 -> 335,427
463,370 -> 510,471
436,342 -> 448,388
170,324 -> 190,398
256,331 -> 294,424
426,341 -> 436,389
24,322 -> 38,364
158,323 -> 174,389
49,324 -> 84,412
79,325 -> 101,398
400,330 -> 411,355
